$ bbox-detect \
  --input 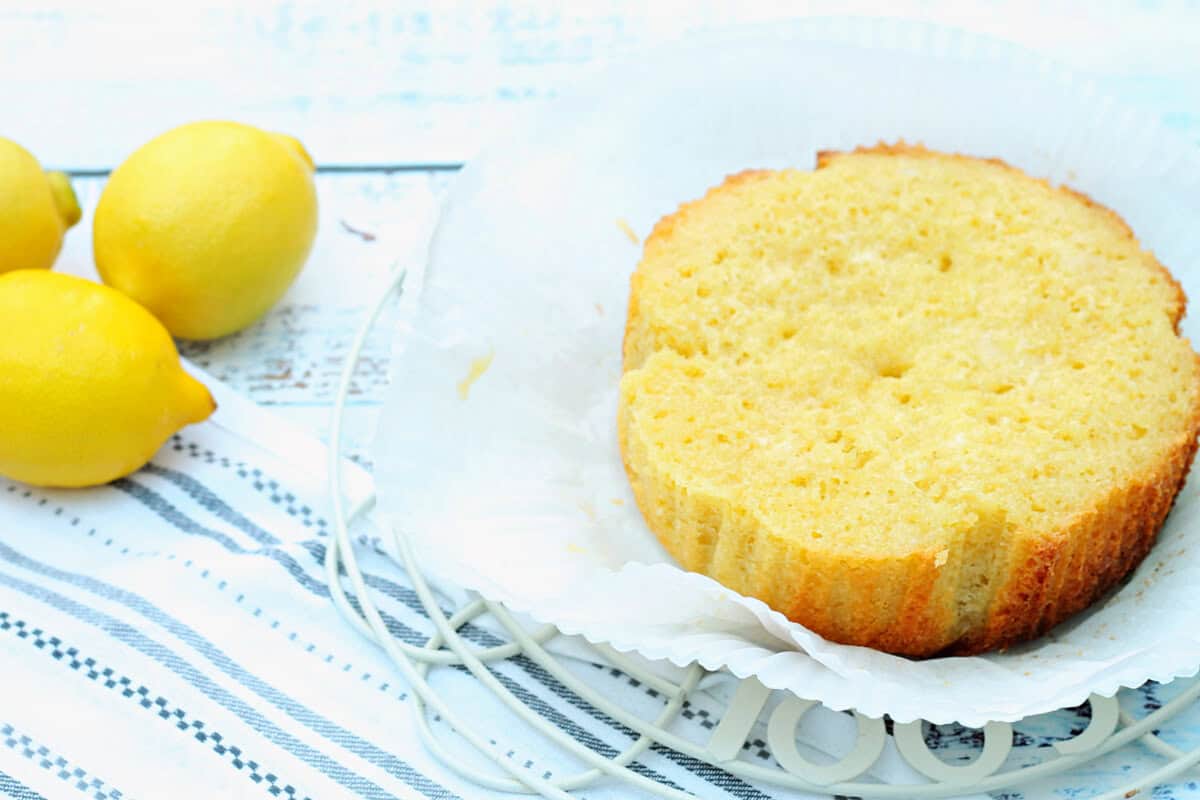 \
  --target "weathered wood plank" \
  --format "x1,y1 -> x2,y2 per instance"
3,1 -> 1198,169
